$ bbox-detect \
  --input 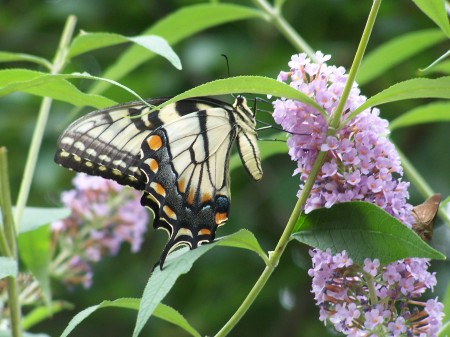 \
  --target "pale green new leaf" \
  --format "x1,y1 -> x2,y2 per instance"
0,257 -> 18,279
348,76 -> 450,121
0,51 -> 52,69
357,29 -> 446,85
69,32 -> 181,69
60,299 -> 200,337
133,229 -> 266,337
89,3 -> 265,95
18,225 -> 51,305
389,101 -> 450,131
23,301 -> 74,330
151,76 -> 324,116
412,0 -> 450,37
0,69 -> 116,108
18,207 -> 70,233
